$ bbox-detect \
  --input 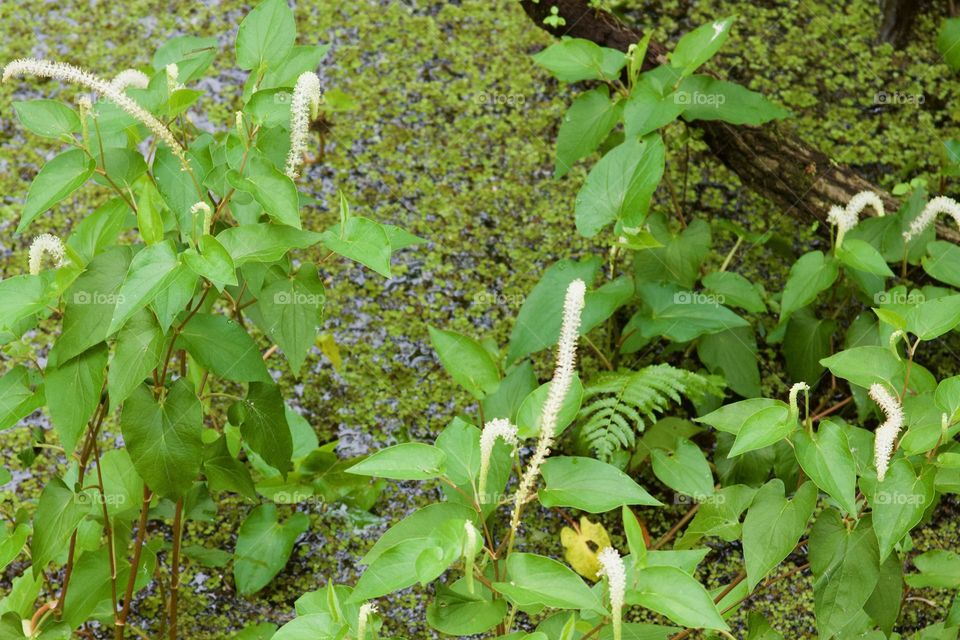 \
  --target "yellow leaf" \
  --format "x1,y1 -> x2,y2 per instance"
317,332 -> 343,372
560,516 -> 611,581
